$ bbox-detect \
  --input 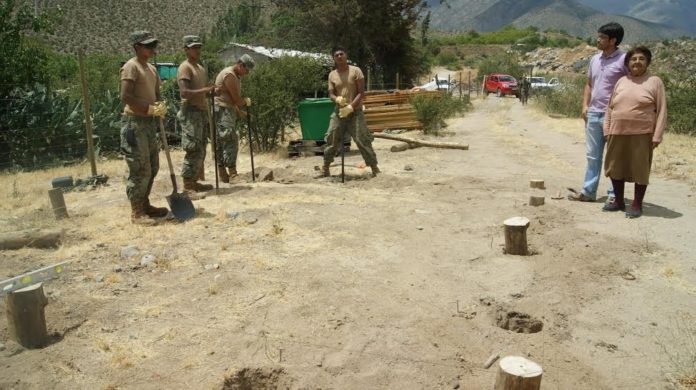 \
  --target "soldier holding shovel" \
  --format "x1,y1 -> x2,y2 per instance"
176,35 -> 216,198
119,31 -> 169,225
213,54 -> 255,183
